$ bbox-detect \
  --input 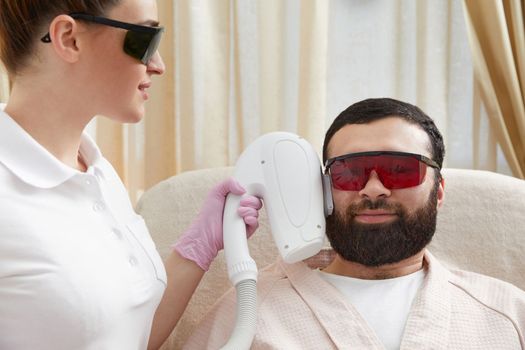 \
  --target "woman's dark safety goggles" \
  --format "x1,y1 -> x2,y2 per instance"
325,151 -> 441,191
41,13 -> 164,64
